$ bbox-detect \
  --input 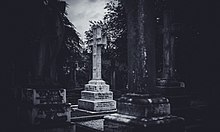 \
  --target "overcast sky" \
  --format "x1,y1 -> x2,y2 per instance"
64,0 -> 110,41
